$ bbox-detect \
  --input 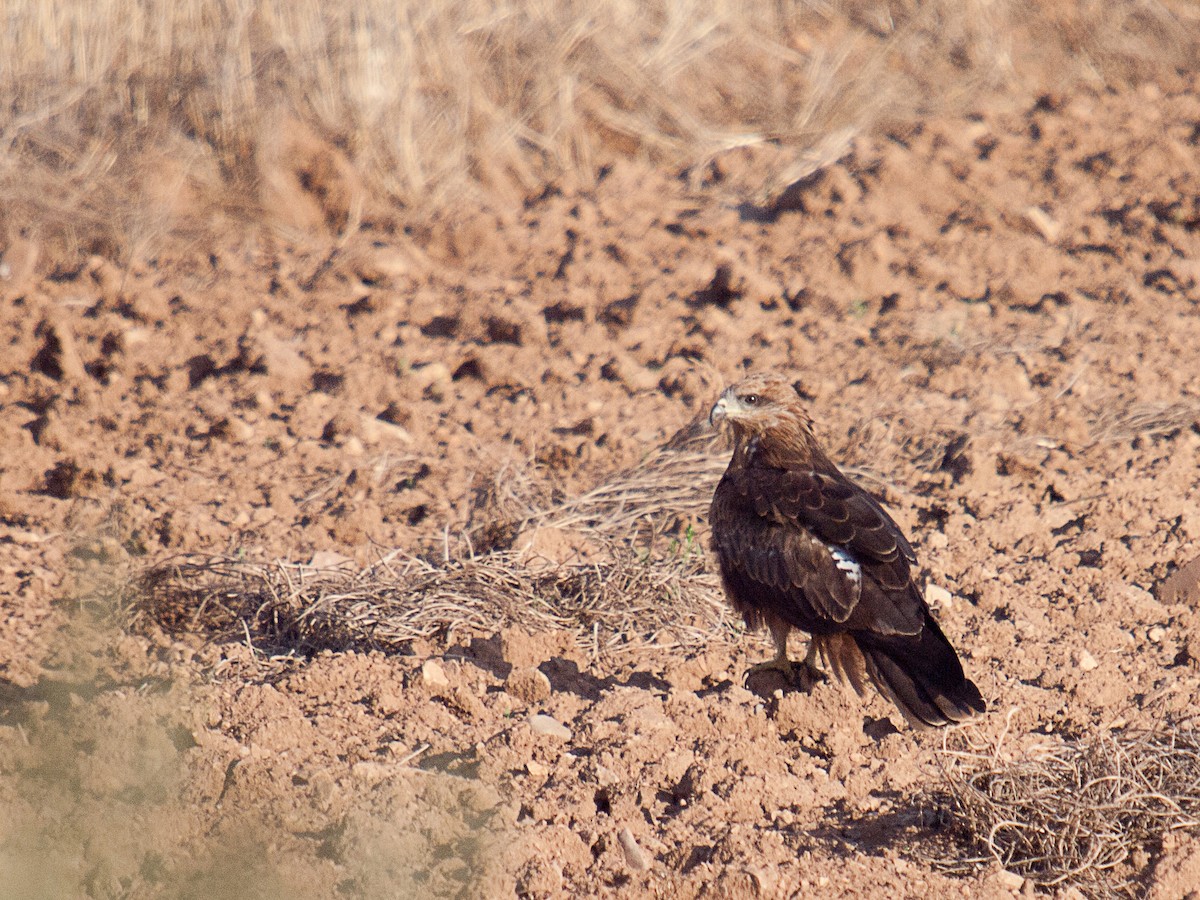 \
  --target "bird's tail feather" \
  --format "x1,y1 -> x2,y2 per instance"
850,618 -> 985,729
